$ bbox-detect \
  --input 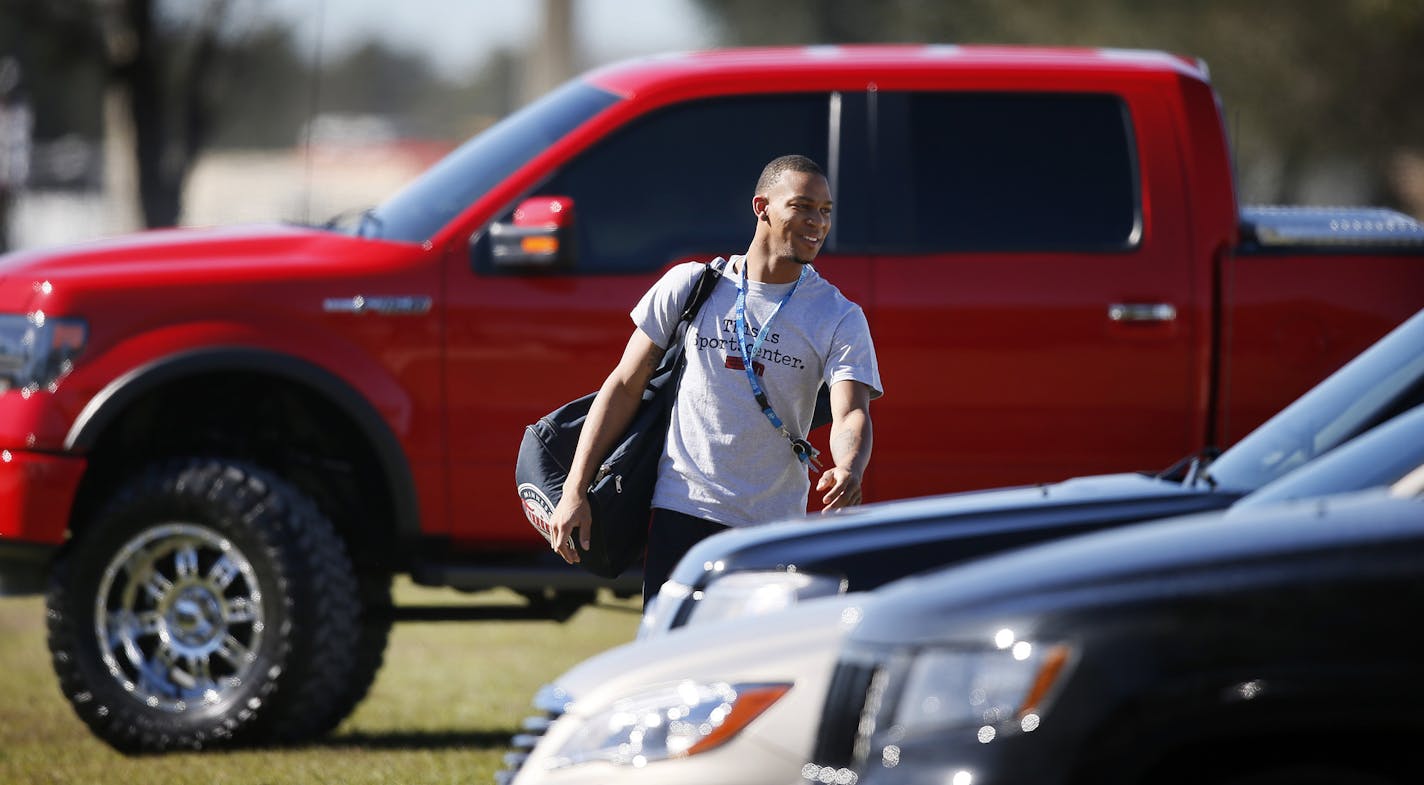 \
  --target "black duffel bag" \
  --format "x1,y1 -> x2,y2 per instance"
515,261 -> 725,578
